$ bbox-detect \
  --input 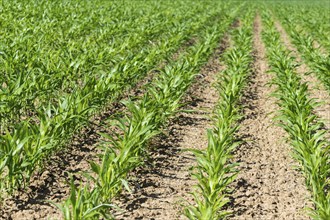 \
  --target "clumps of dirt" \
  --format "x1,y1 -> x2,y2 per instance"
274,20 -> 330,134
226,14 -> 311,220
112,36 -> 228,220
